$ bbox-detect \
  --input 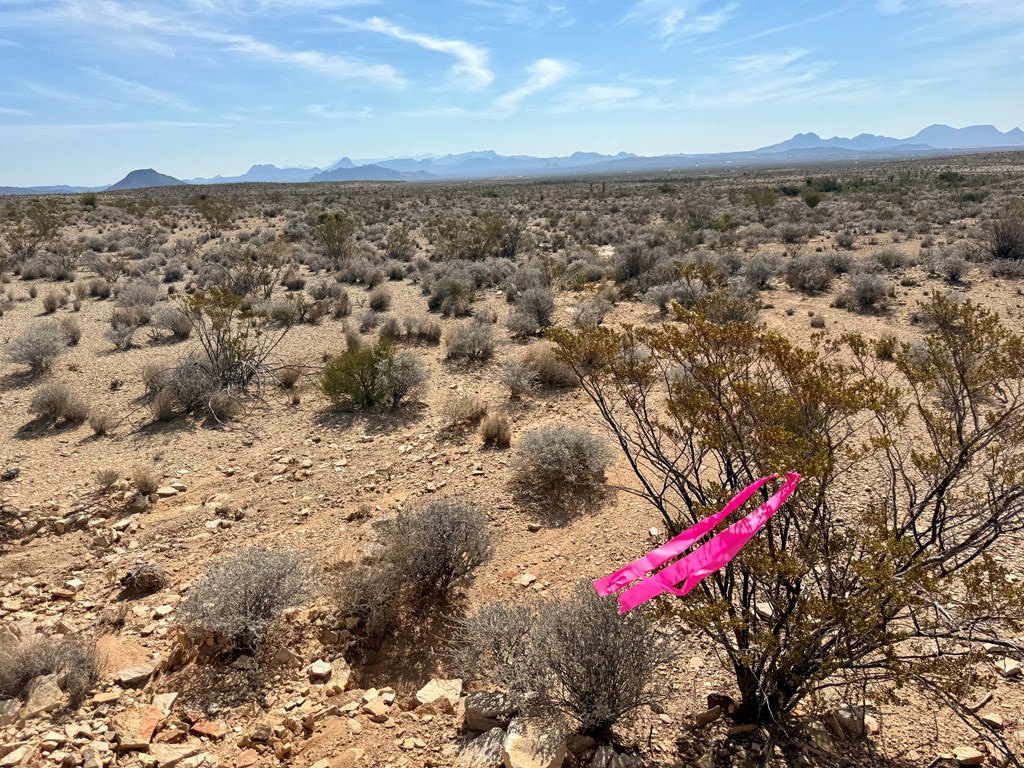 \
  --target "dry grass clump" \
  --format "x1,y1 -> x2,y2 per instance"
29,381 -> 89,424
0,633 -> 99,710
132,465 -> 161,495
442,394 -> 489,430
521,343 -> 578,388
836,272 -> 892,312
480,412 -> 511,448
